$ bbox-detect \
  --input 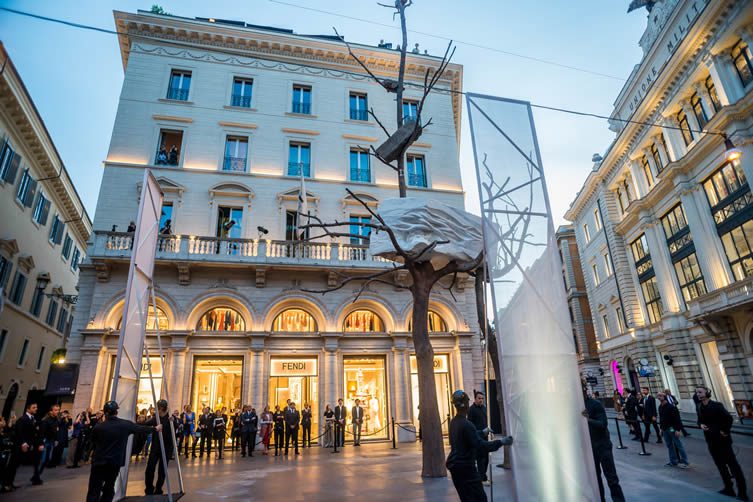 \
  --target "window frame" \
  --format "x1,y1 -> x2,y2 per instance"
32,191 -> 51,226
690,92 -> 708,129
17,338 -> 30,368
593,208 -> 602,232
705,76 -> 721,113
0,329 -> 8,362
583,223 -> 591,243
61,234 -> 73,260
349,92 -> 369,121
292,84 -> 312,115
349,215 -> 372,245
731,40 -> 753,87
0,139 -> 20,184
601,314 -> 610,338
592,263 -> 600,286
9,271 -> 27,306
641,155 -> 655,187
603,252 -> 613,277
231,77 -> 254,108
223,135 -> 249,172
272,308 -> 317,332
167,69 -> 192,101
677,109 -> 694,146
349,148 -> 371,183
406,153 -> 427,187
288,142 -> 311,177
35,346 -> 47,372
